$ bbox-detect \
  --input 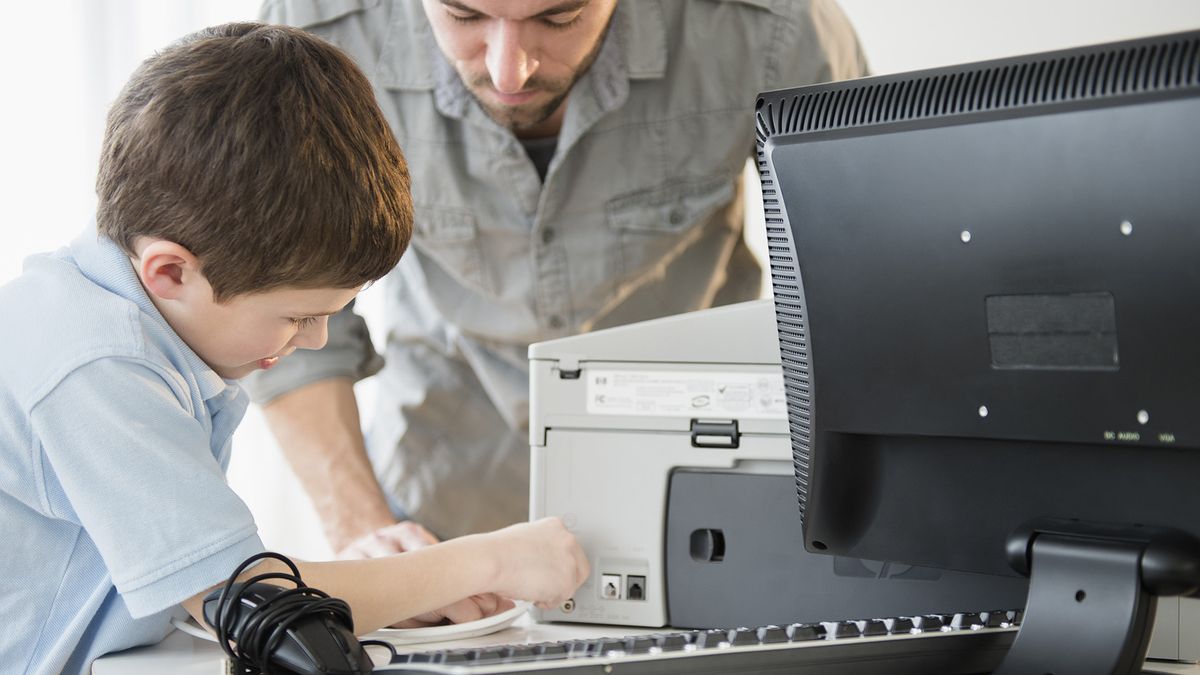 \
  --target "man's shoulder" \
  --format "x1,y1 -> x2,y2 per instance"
260,0 -> 383,29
